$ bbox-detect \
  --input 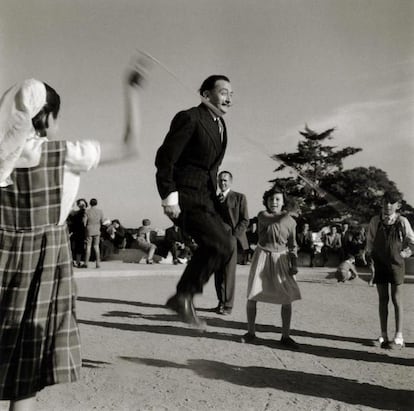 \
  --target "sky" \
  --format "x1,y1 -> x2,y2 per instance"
1,0 -> 413,228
